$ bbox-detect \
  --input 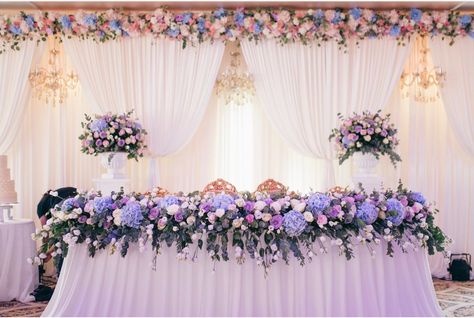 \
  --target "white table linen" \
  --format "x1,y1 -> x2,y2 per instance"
43,242 -> 441,317
0,219 -> 38,302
